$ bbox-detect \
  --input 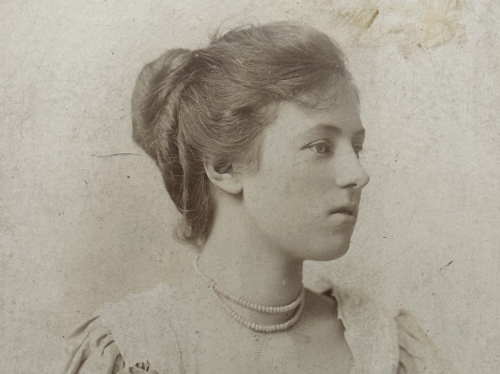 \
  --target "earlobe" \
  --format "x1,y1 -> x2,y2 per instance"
203,159 -> 243,195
